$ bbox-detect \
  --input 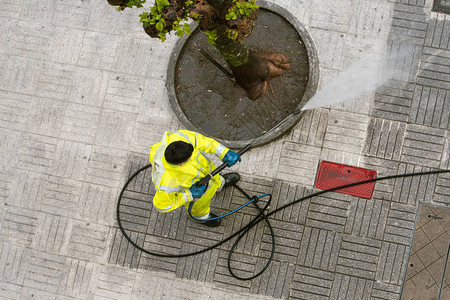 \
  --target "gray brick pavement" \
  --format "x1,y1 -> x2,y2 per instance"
0,0 -> 449,299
